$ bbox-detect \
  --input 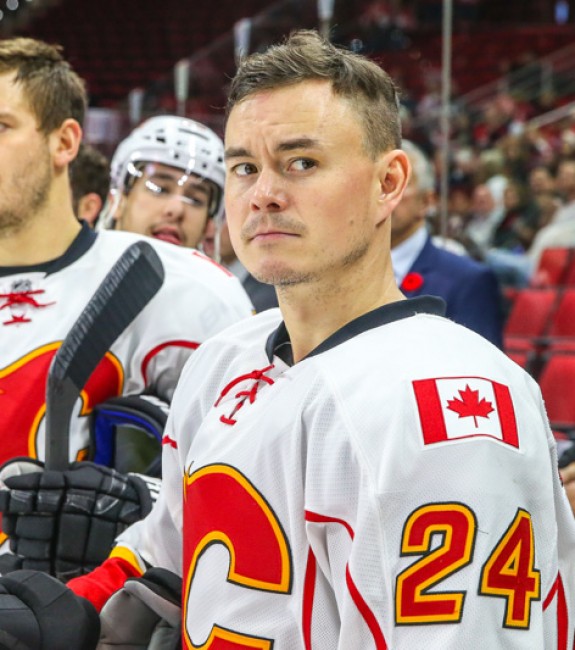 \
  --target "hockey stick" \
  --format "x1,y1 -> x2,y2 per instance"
44,240 -> 165,471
